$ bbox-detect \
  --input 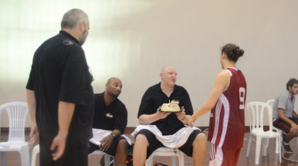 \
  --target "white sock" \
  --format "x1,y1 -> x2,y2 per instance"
284,142 -> 289,145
